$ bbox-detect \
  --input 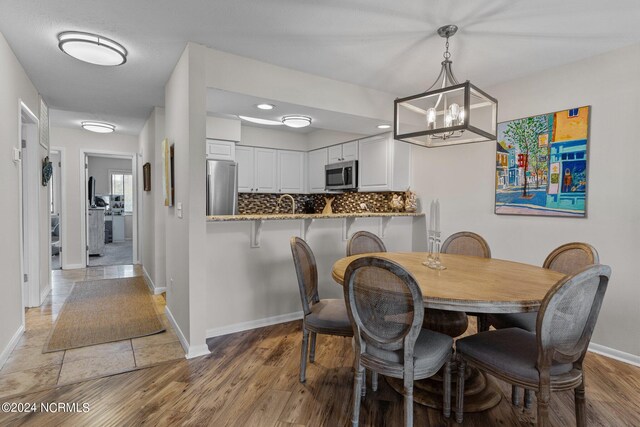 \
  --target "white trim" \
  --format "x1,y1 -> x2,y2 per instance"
589,342 -> 640,367
50,146 -> 67,270
0,324 -> 25,370
206,311 -> 304,339
142,265 -> 166,295
165,306 -> 210,359
63,263 -> 85,270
